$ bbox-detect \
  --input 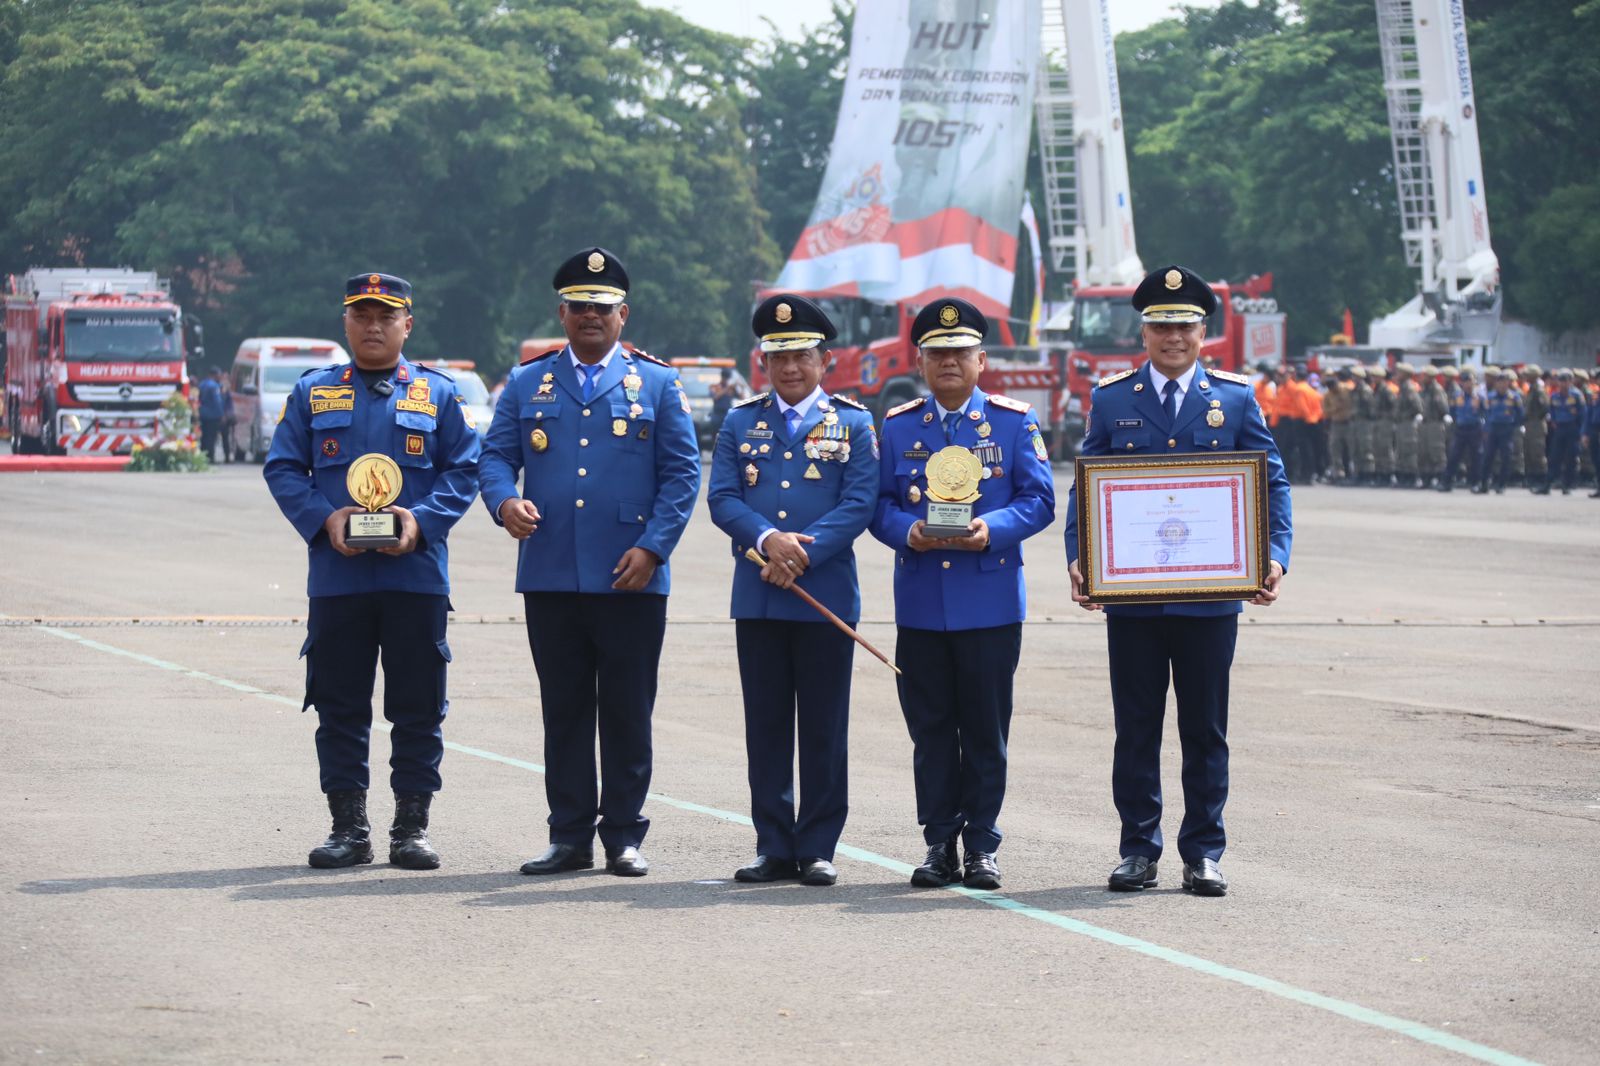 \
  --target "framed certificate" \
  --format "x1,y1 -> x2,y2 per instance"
1075,451 -> 1270,604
